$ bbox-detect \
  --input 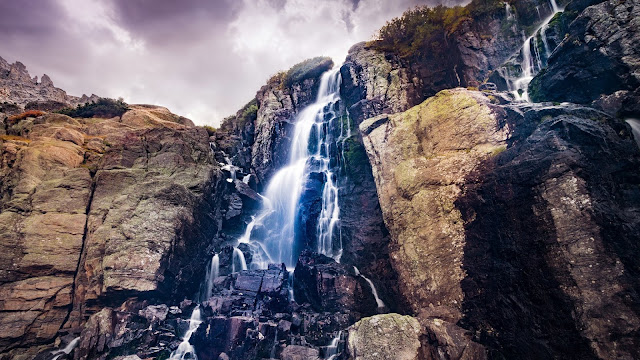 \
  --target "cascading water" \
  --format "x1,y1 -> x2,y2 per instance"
169,307 -> 202,360
626,119 -> 640,149
200,253 -> 219,302
235,68 -> 345,269
509,0 -> 563,101
232,247 -> 248,272
353,266 -> 386,310
51,337 -> 80,360
325,331 -> 342,360
180,68 -> 349,358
